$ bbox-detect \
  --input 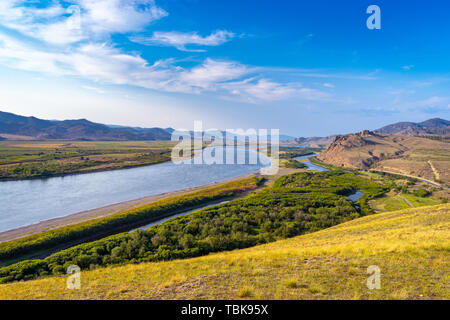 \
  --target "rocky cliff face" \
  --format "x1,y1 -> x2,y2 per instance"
317,131 -> 406,169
